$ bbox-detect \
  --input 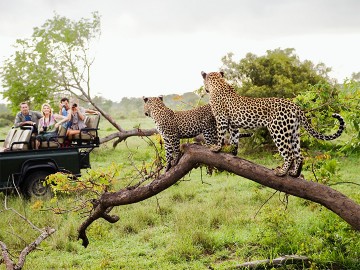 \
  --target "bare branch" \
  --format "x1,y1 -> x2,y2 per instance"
99,128 -> 158,146
0,241 -> 15,270
16,227 -> 56,269
4,196 -> 42,233
233,255 -> 311,269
